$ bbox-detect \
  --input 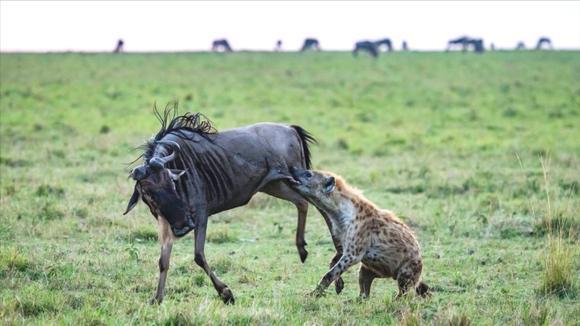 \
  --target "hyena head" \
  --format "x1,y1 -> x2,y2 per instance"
288,167 -> 340,212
